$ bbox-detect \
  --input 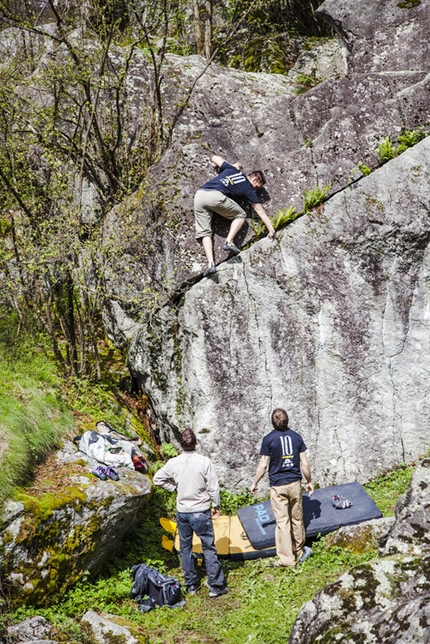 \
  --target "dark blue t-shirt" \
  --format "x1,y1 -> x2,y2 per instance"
260,428 -> 307,487
200,162 -> 260,204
